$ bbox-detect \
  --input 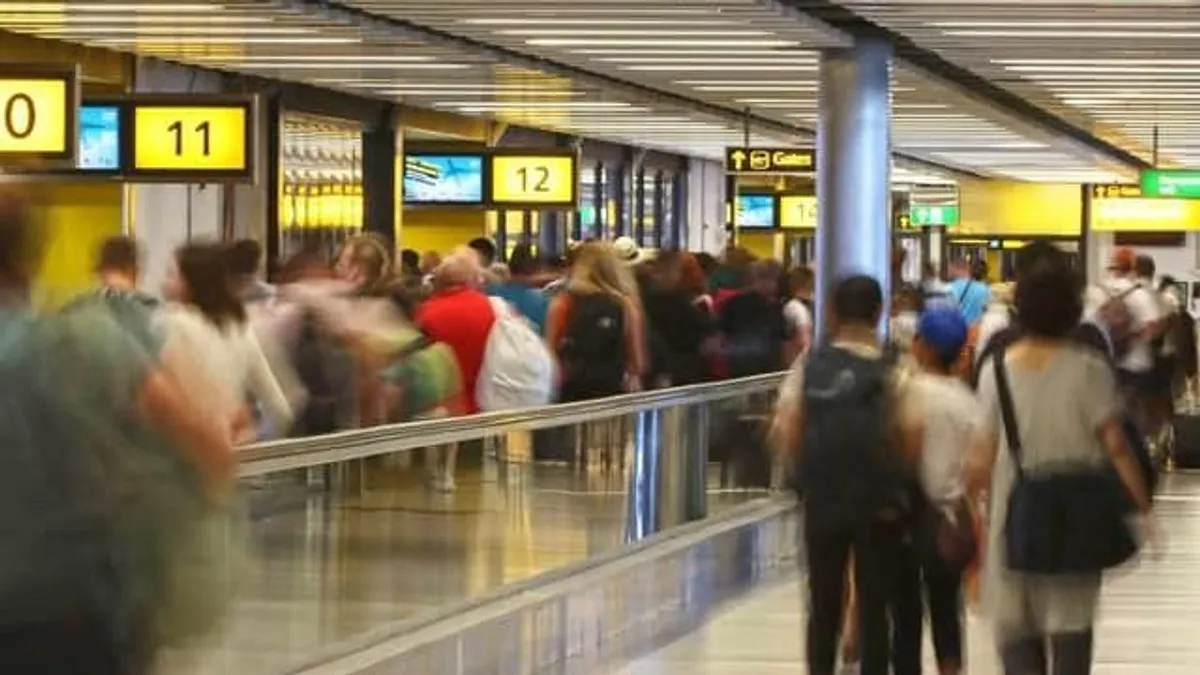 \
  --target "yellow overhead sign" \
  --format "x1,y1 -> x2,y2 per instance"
0,66 -> 77,159
490,153 -> 576,207
725,146 -> 815,174
1092,183 -> 1141,200
131,98 -> 253,179
1091,195 -> 1200,232
779,195 -> 817,229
